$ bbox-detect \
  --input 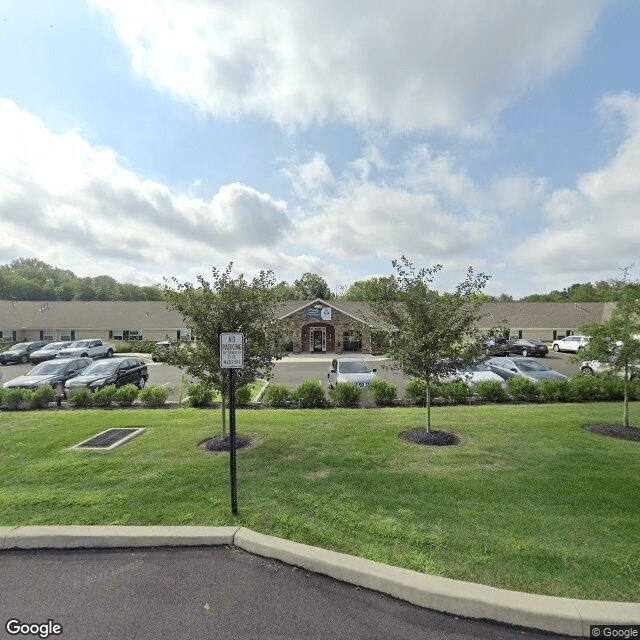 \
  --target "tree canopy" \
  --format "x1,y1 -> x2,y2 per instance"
0,258 -> 163,301
574,284 -> 640,427
370,257 -> 490,431
162,263 -> 287,407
